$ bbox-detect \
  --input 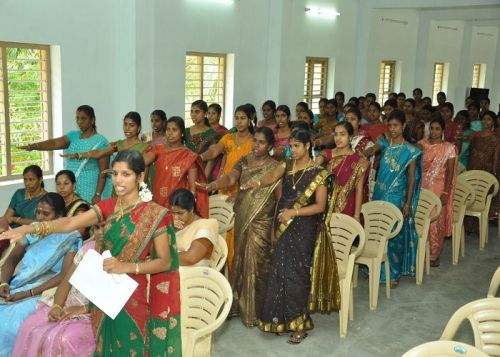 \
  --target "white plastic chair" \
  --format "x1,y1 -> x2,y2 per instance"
207,234 -> 228,272
181,267 -> 233,357
415,189 -> 442,285
452,179 -> 475,265
487,266 -> 500,298
459,170 -> 499,250
208,197 -> 235,236
440,297 -> 500,356
354,201 -> 403,310
329,213 -> 365,338
402,340 -> 489,357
